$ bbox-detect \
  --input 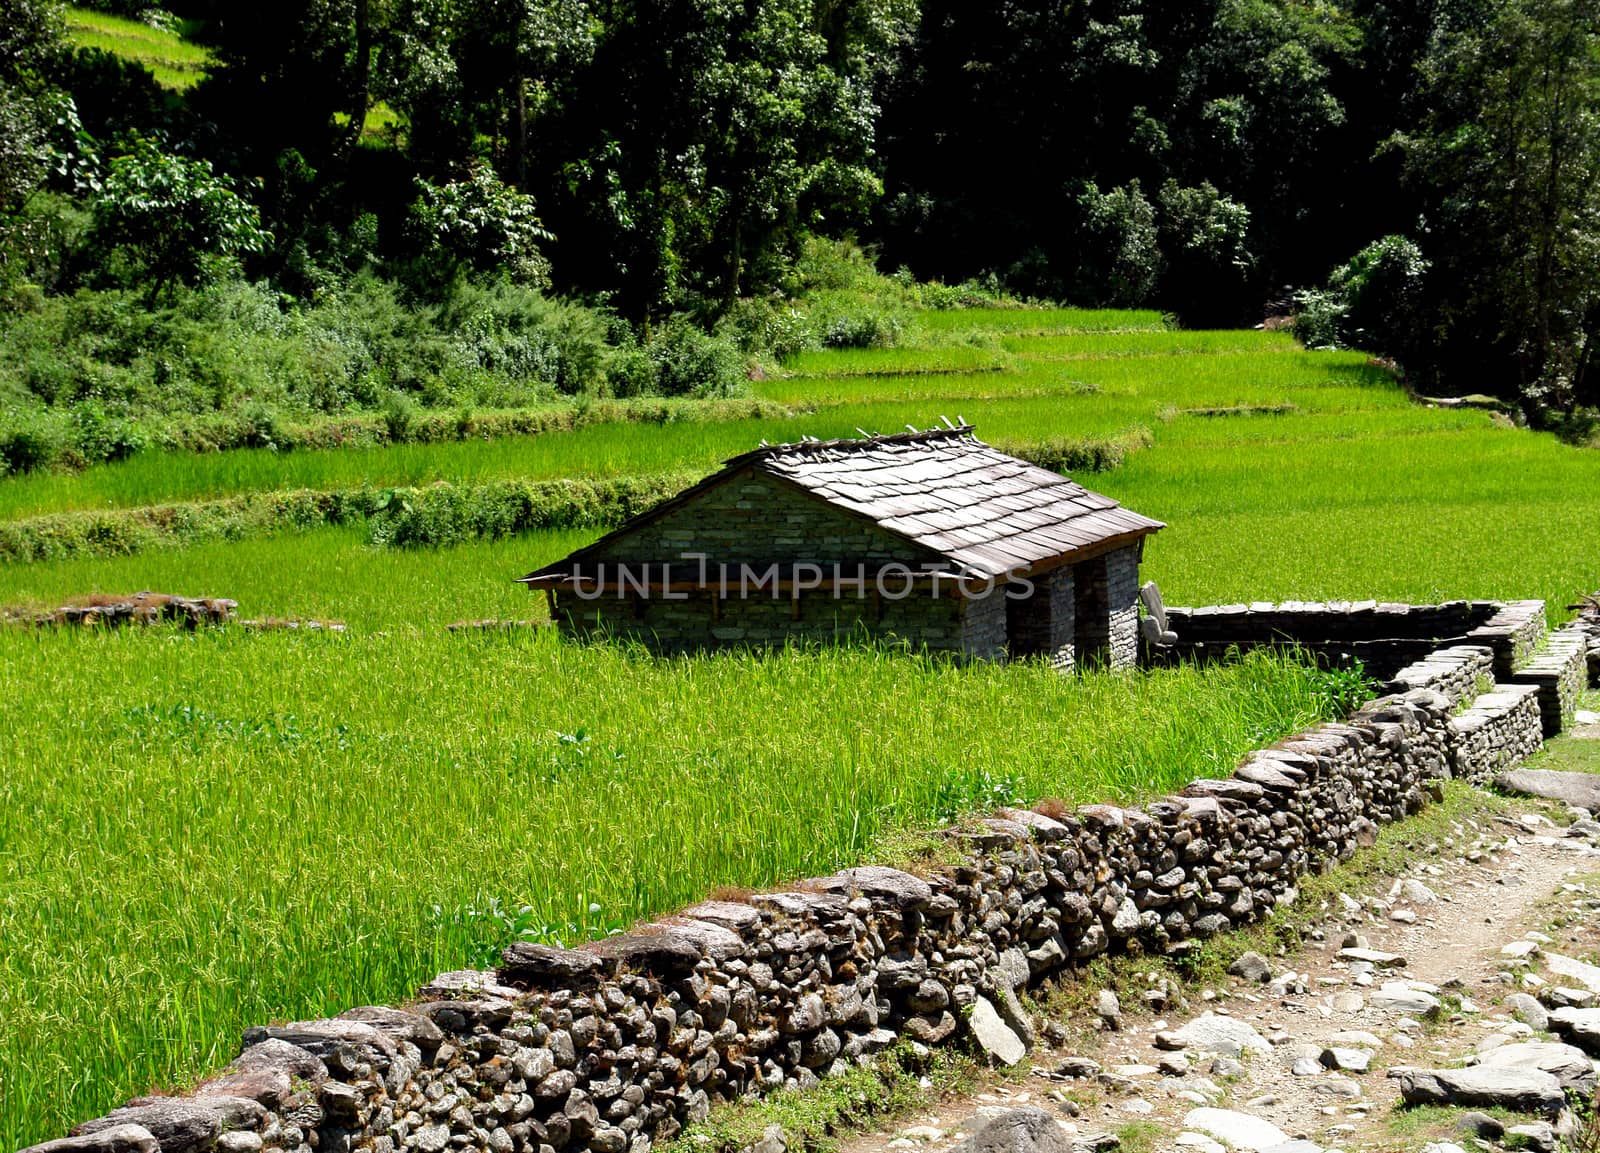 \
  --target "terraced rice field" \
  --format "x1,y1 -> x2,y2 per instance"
3,304 -> 1598,1145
